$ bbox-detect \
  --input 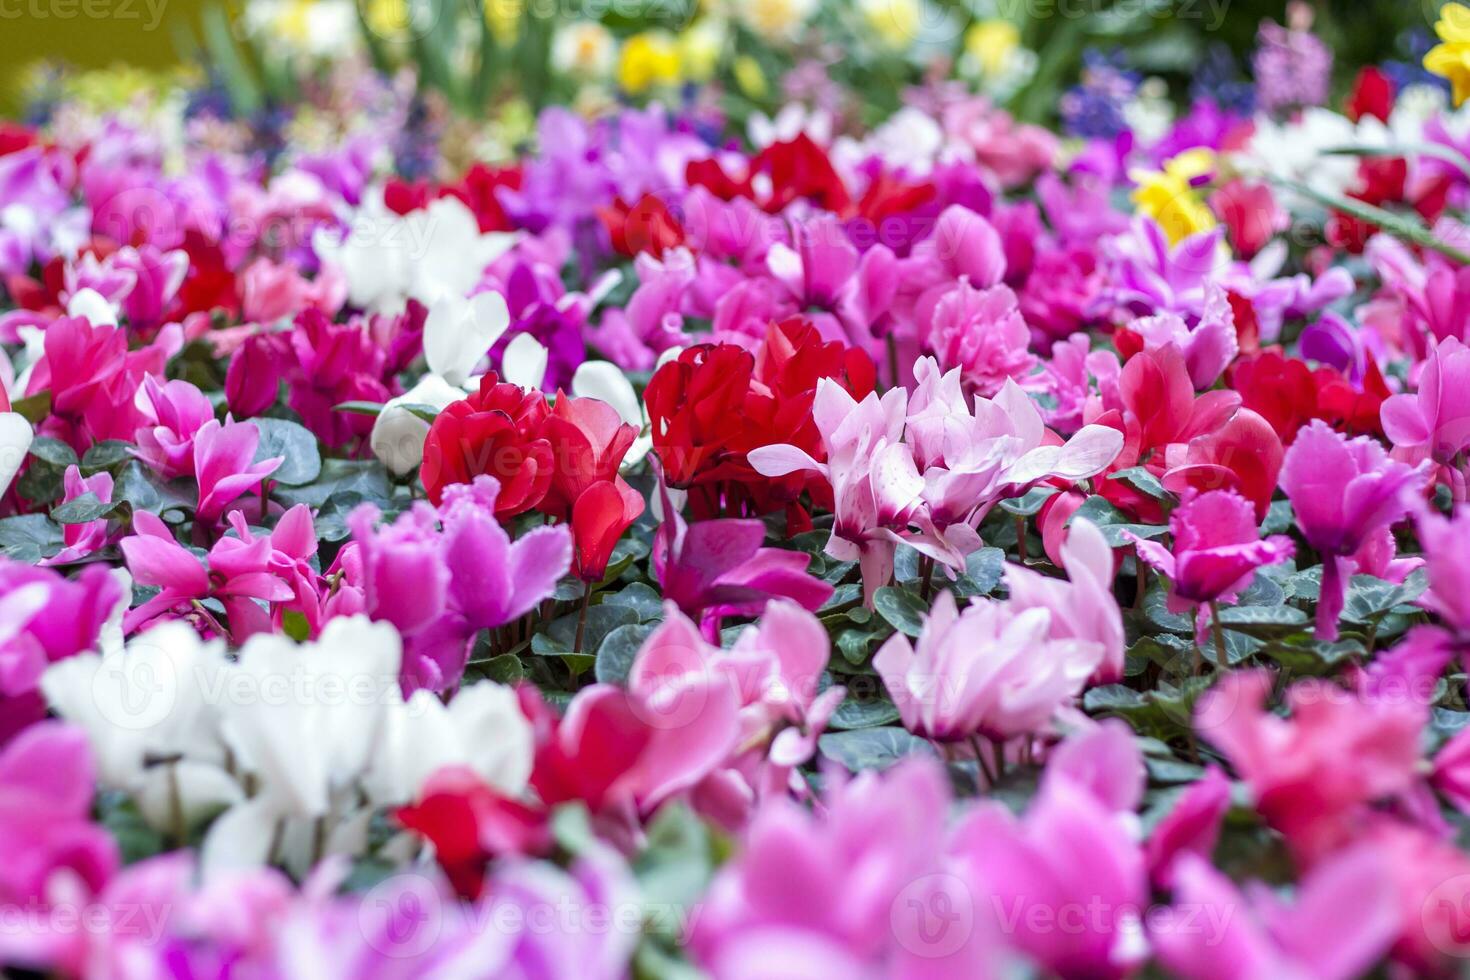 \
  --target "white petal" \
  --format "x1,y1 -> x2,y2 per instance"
571,360 -> 641,427
502,333 -> 548,390
66,288 -> 117,327
0,412 -> 32,496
